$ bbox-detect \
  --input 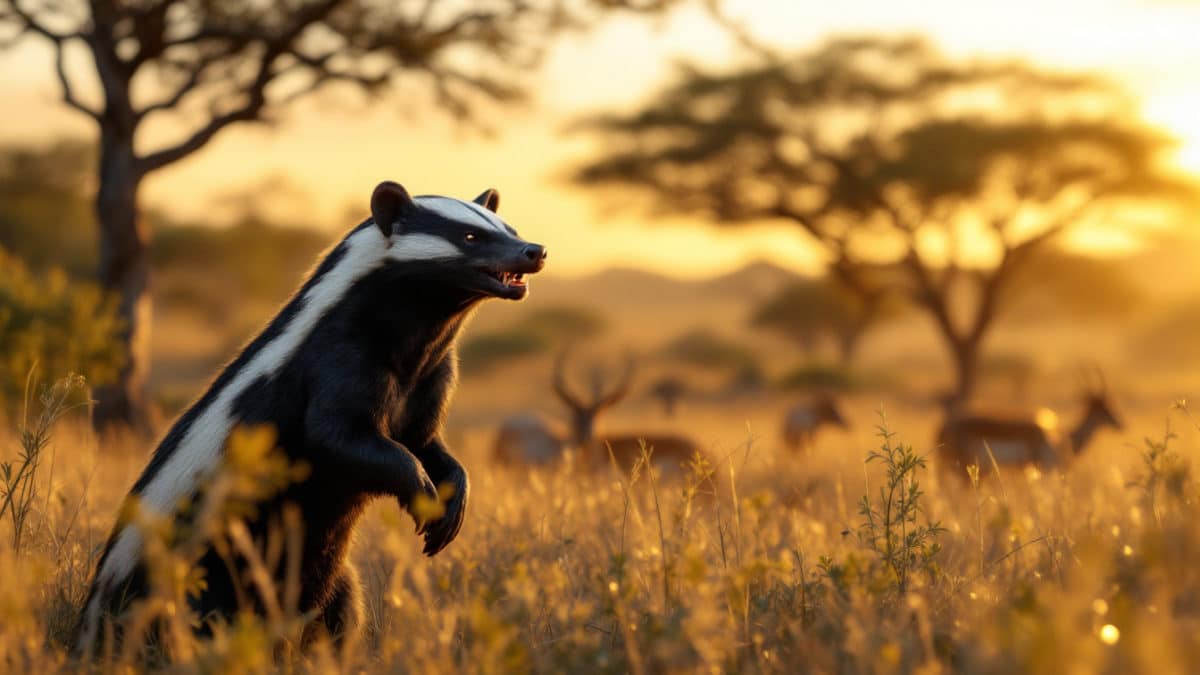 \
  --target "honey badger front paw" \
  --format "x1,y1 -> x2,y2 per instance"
398,467 -> 440,533
422,463 -> 468,556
